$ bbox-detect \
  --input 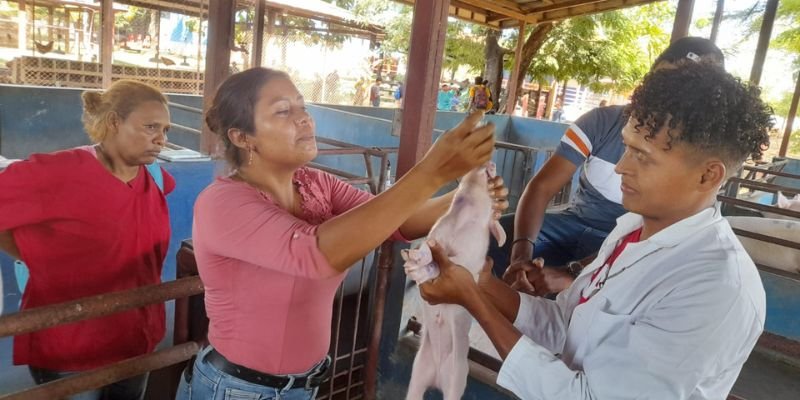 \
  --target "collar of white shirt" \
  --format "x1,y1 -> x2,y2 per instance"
581,202 -> 723,279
